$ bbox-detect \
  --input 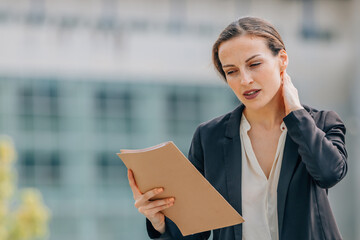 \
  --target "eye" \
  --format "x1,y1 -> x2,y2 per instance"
250,62 -> 261,67
226,70 -> 236,75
